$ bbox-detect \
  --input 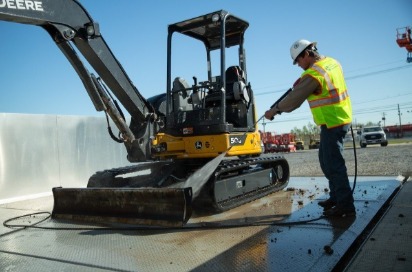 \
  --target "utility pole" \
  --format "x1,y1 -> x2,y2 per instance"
262,118 -> 266,133
382,112 -> 386,127
398,104 -> 403,138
